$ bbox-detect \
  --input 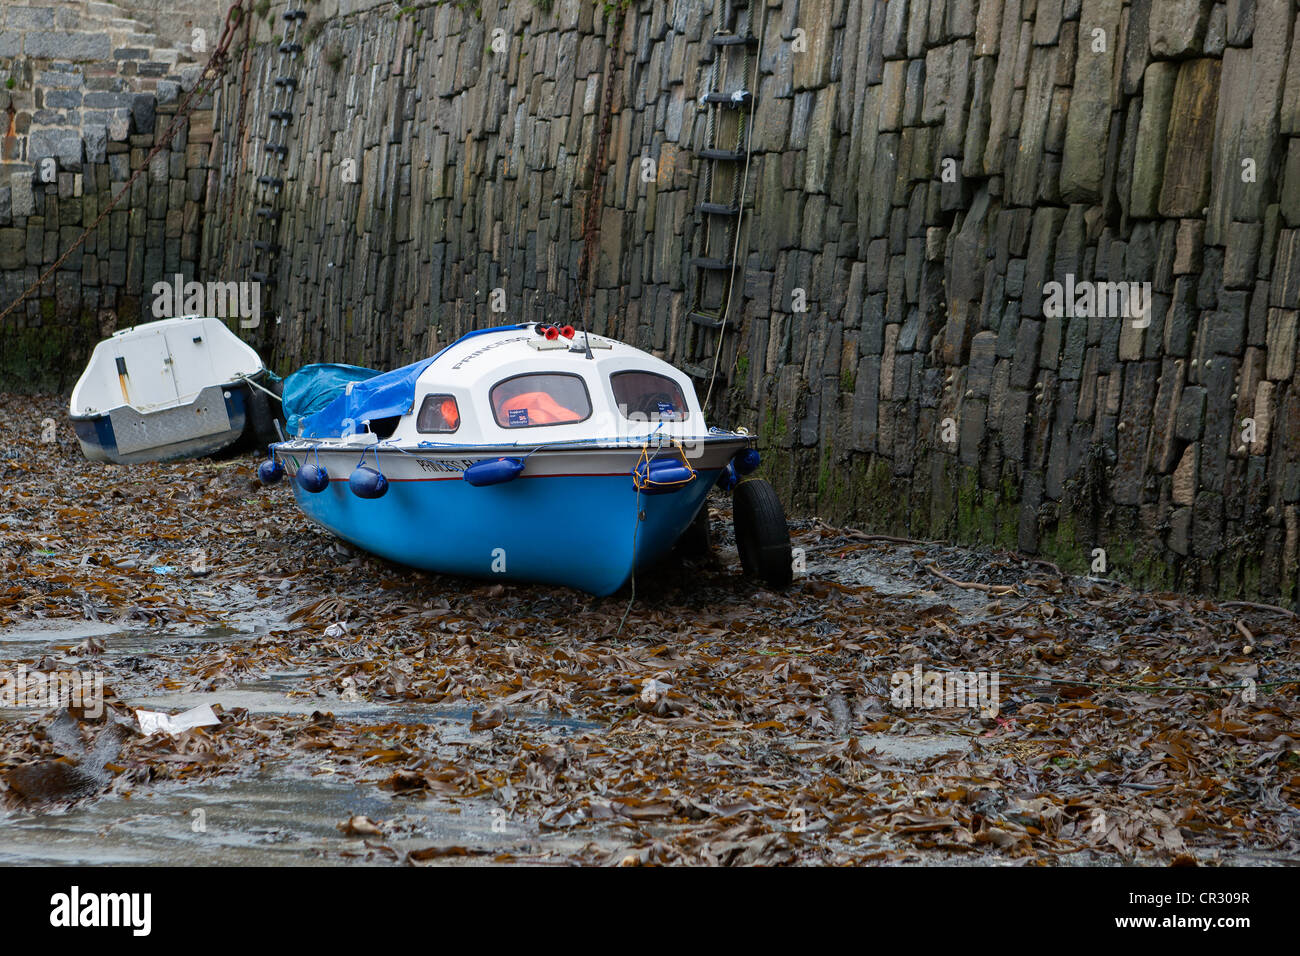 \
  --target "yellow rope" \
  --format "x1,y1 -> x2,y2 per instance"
632,438 -> 697,492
